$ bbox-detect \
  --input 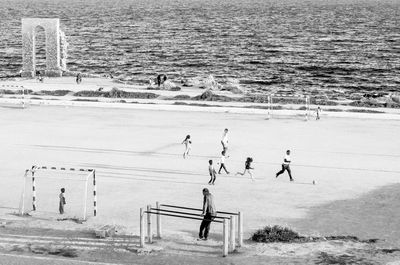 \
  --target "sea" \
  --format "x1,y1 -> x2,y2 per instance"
0,0 -> 400,92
